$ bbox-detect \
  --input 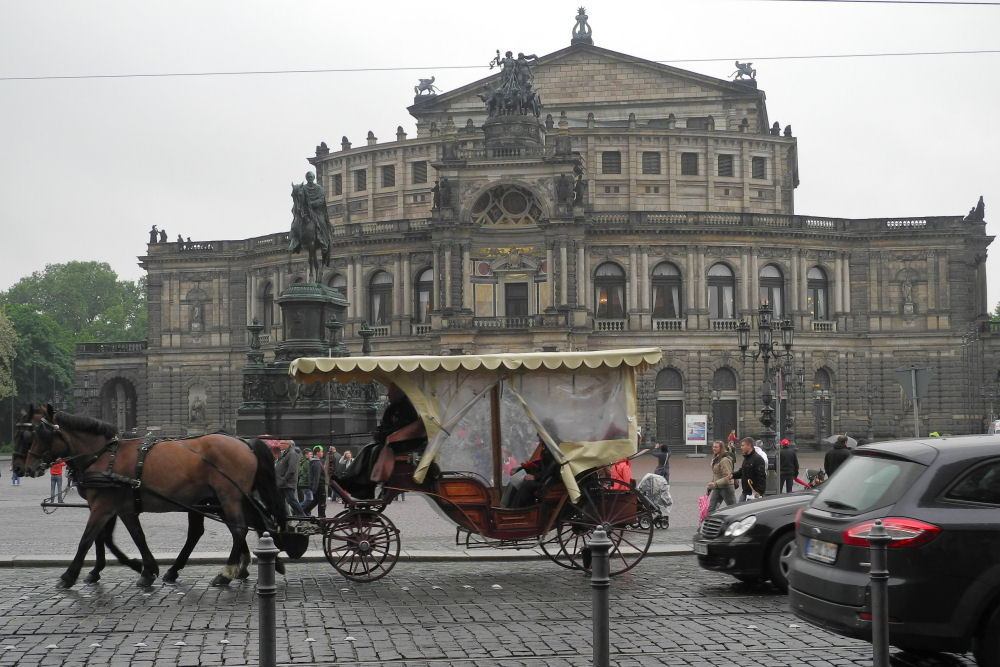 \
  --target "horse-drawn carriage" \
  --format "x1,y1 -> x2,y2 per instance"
287,347 -> 664,582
